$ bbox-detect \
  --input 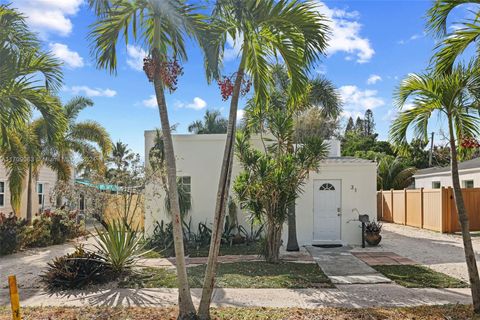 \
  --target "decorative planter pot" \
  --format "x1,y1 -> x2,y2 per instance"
365,232 -> 382,246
